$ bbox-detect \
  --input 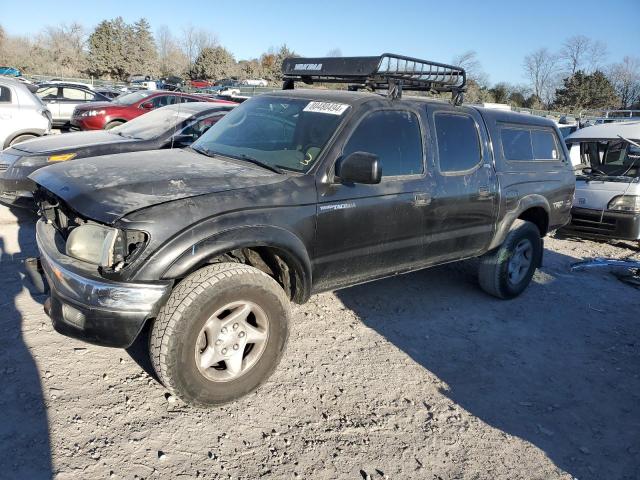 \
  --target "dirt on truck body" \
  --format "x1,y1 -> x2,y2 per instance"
28,54 -> 575,406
